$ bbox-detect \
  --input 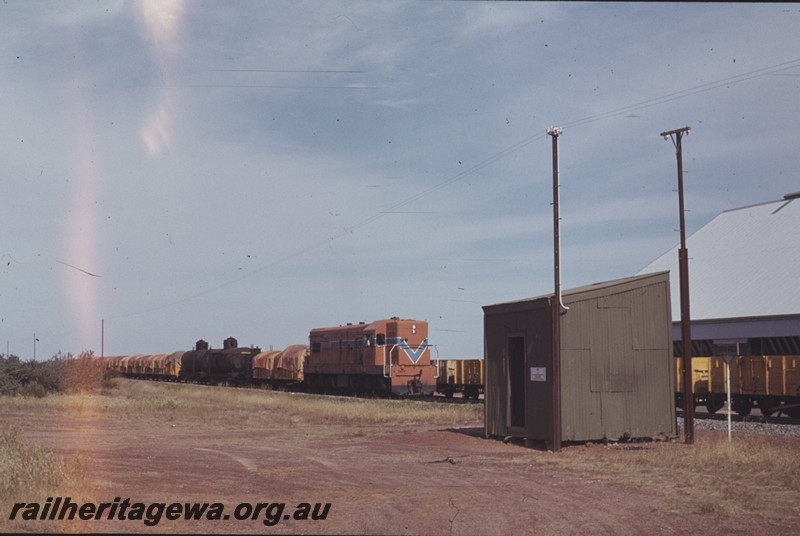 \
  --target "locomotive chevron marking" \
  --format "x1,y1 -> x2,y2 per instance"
397,338 -> 429,364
